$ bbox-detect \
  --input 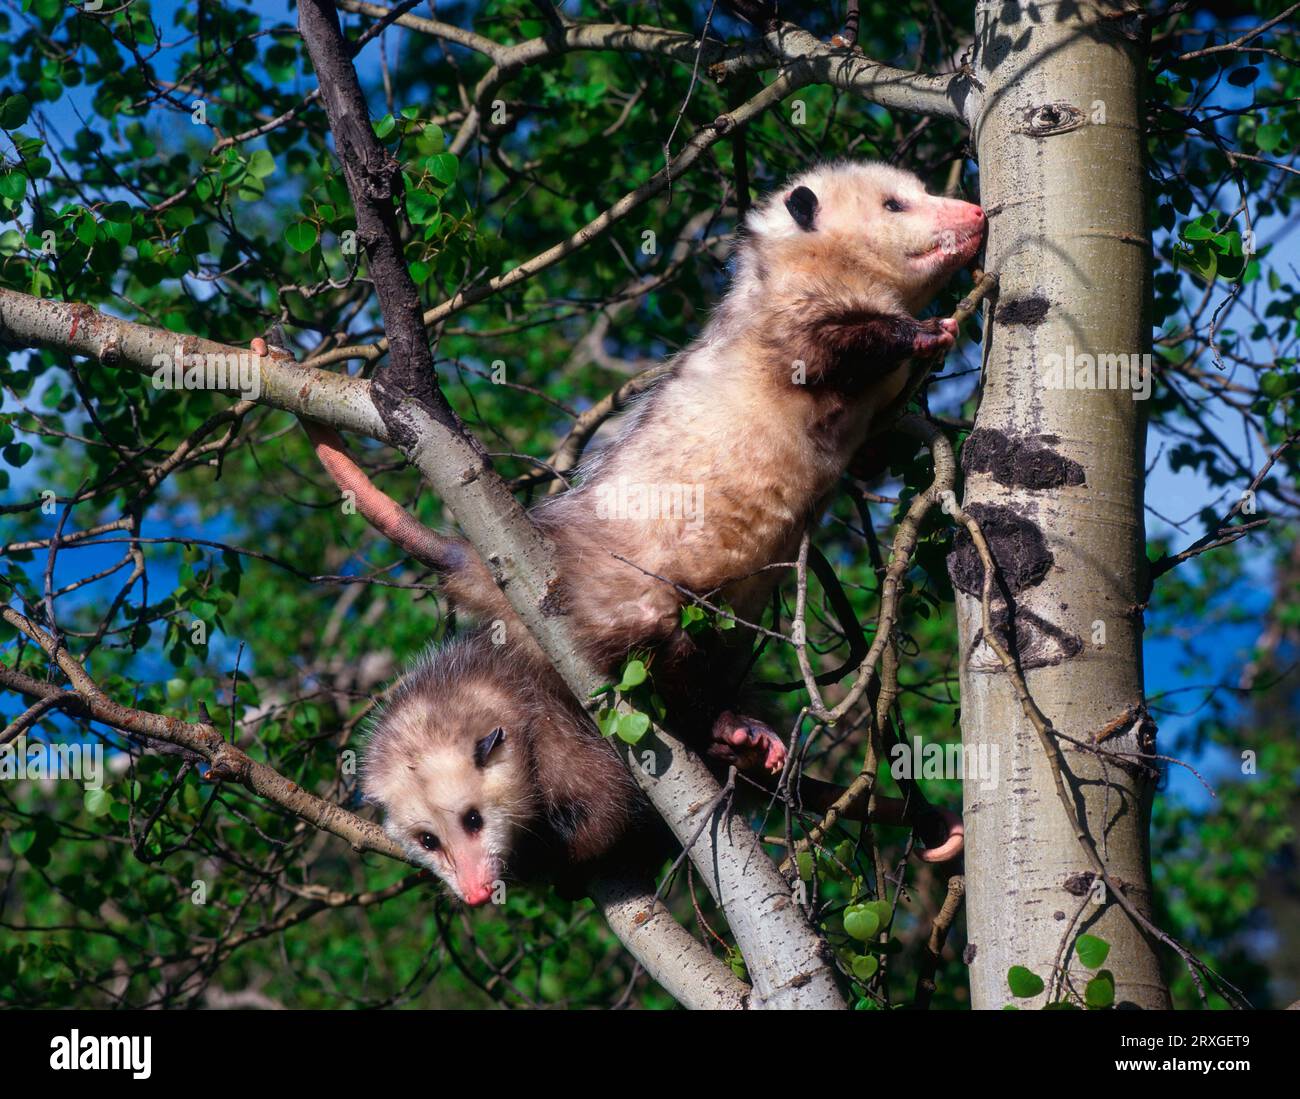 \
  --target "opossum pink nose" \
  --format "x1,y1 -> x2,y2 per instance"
462,882 -> 494,906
